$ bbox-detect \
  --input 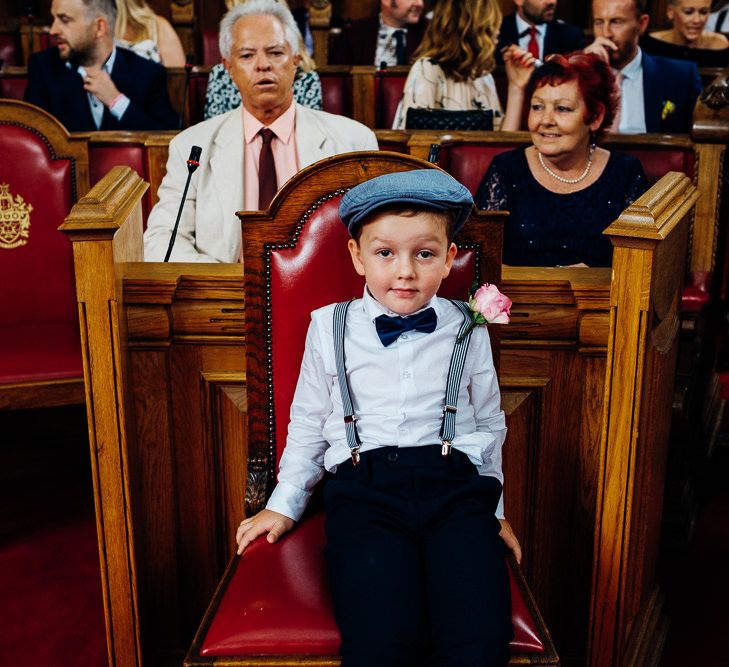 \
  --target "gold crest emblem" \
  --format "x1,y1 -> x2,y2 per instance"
0,183 -> 33,250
